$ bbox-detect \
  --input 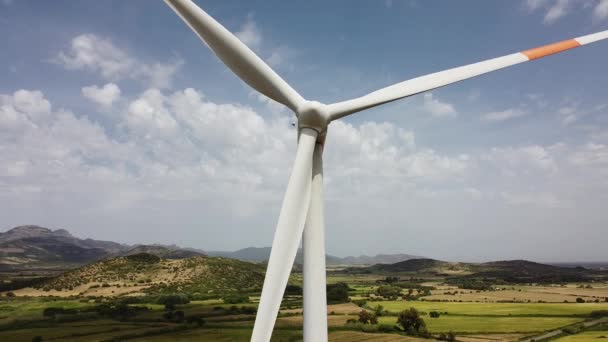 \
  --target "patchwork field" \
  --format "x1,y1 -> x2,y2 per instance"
377,315 -> 583,333
371,301 -> 608,316
554,331 -> 608,341
2,255 -> 608,341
